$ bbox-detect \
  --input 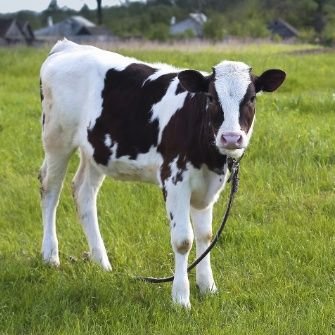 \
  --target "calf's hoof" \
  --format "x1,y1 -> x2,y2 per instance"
89,249 -> 112,271
42,252 -> 60,268
197,275 -> 218,294
172,280 -> 191,309
173,296 -> 191,309
197,282 -> 218,295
